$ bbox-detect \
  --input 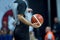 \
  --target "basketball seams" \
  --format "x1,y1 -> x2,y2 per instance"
33,15 -> 41,26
